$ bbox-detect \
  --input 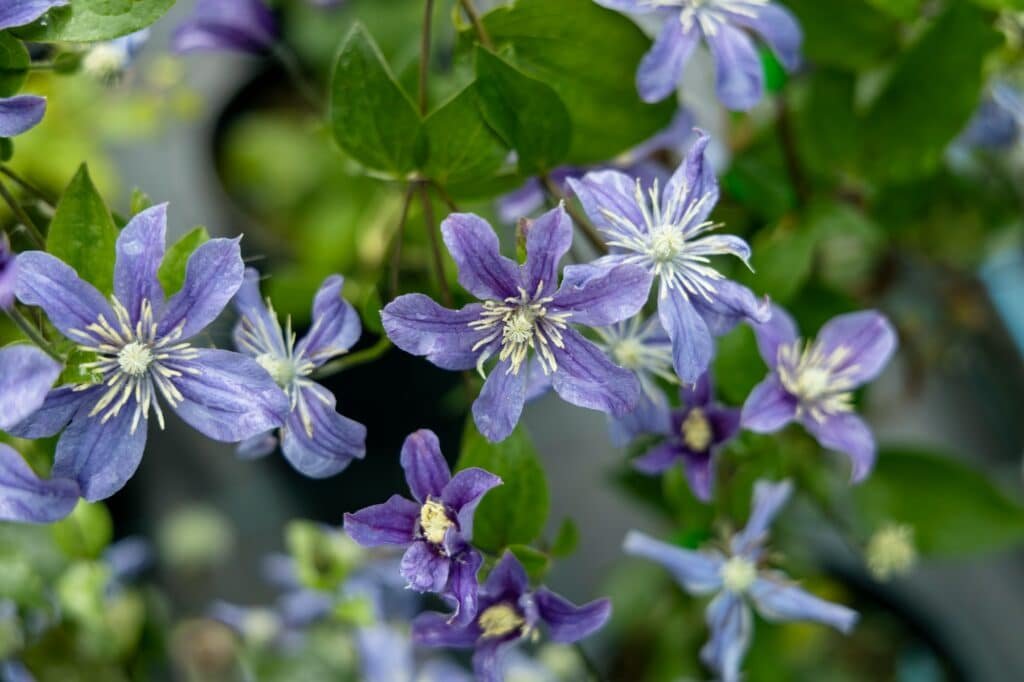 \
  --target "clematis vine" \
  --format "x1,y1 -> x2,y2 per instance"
624,479 -> 858,682
344,430 -> 501,624
6,204 -> 288,509
413,551 -> 611,682
382,205 -> 652,442
595,0 -> 803,109
171,0 -> 277,55
569,131 -> 769,384
233,268 -> 367,478
741,305 -> 896,482
0,0 -> 67,31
